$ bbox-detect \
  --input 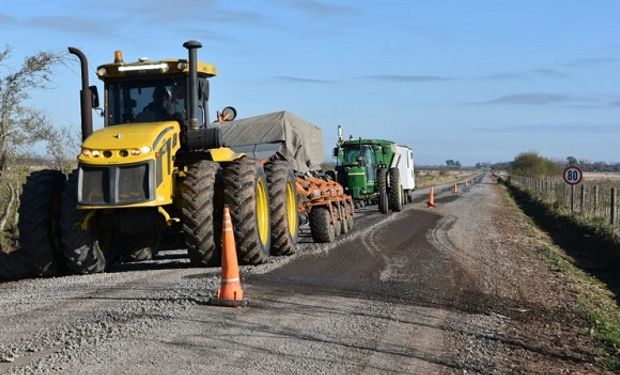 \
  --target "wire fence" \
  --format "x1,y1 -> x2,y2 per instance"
510,176 -> 619,226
